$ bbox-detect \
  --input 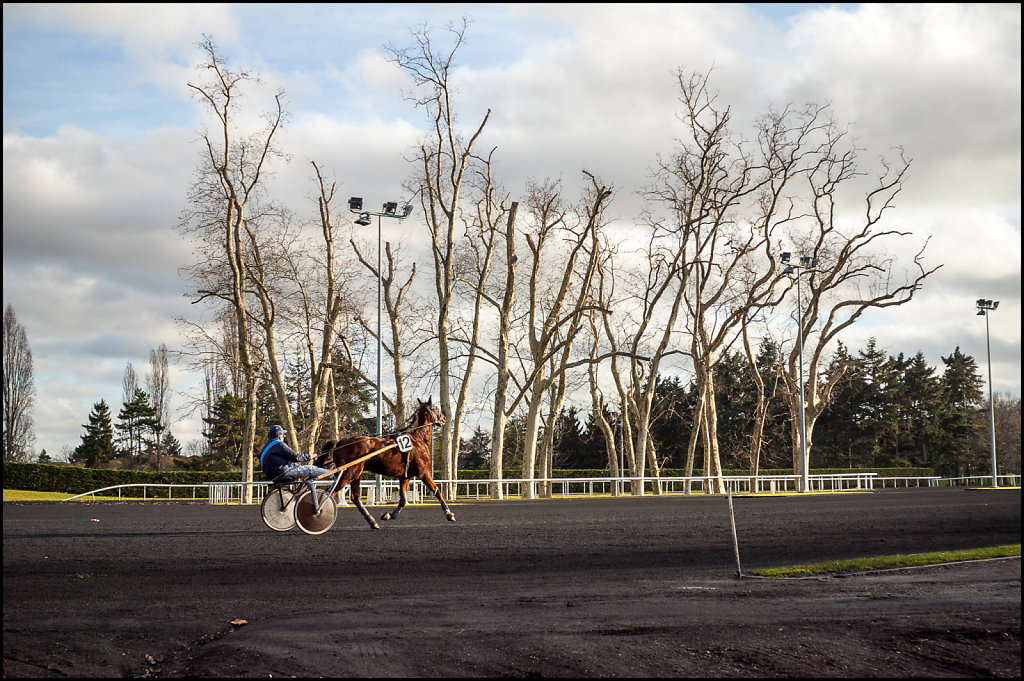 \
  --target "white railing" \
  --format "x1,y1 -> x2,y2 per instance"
943,474 -> 1021,488
59,472 -> 1018,504
204,473 -> 878,504
63,483 -> 210,502
437,473 -> 878,500
206,479 -> 421,506
873,476 -> 942,488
